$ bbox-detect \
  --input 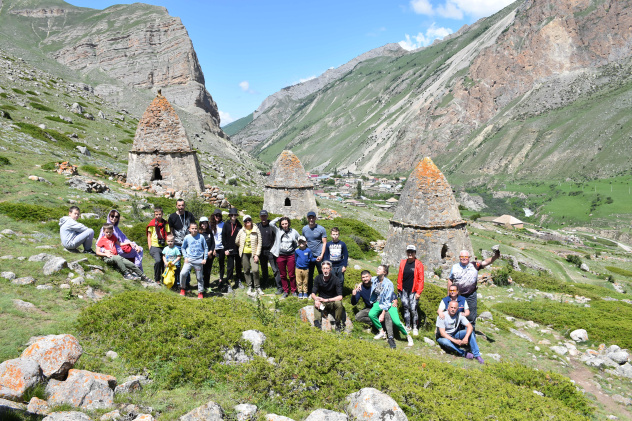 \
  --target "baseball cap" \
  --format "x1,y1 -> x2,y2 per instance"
260,210 -> 268,216
229,207 -> 238,215
306,211 -> 316,217
298,235 -> 307,243
199,216 -> 209,223
243,215 -> 252,222
212,209 -> 222,215
406,245 -> 417,252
